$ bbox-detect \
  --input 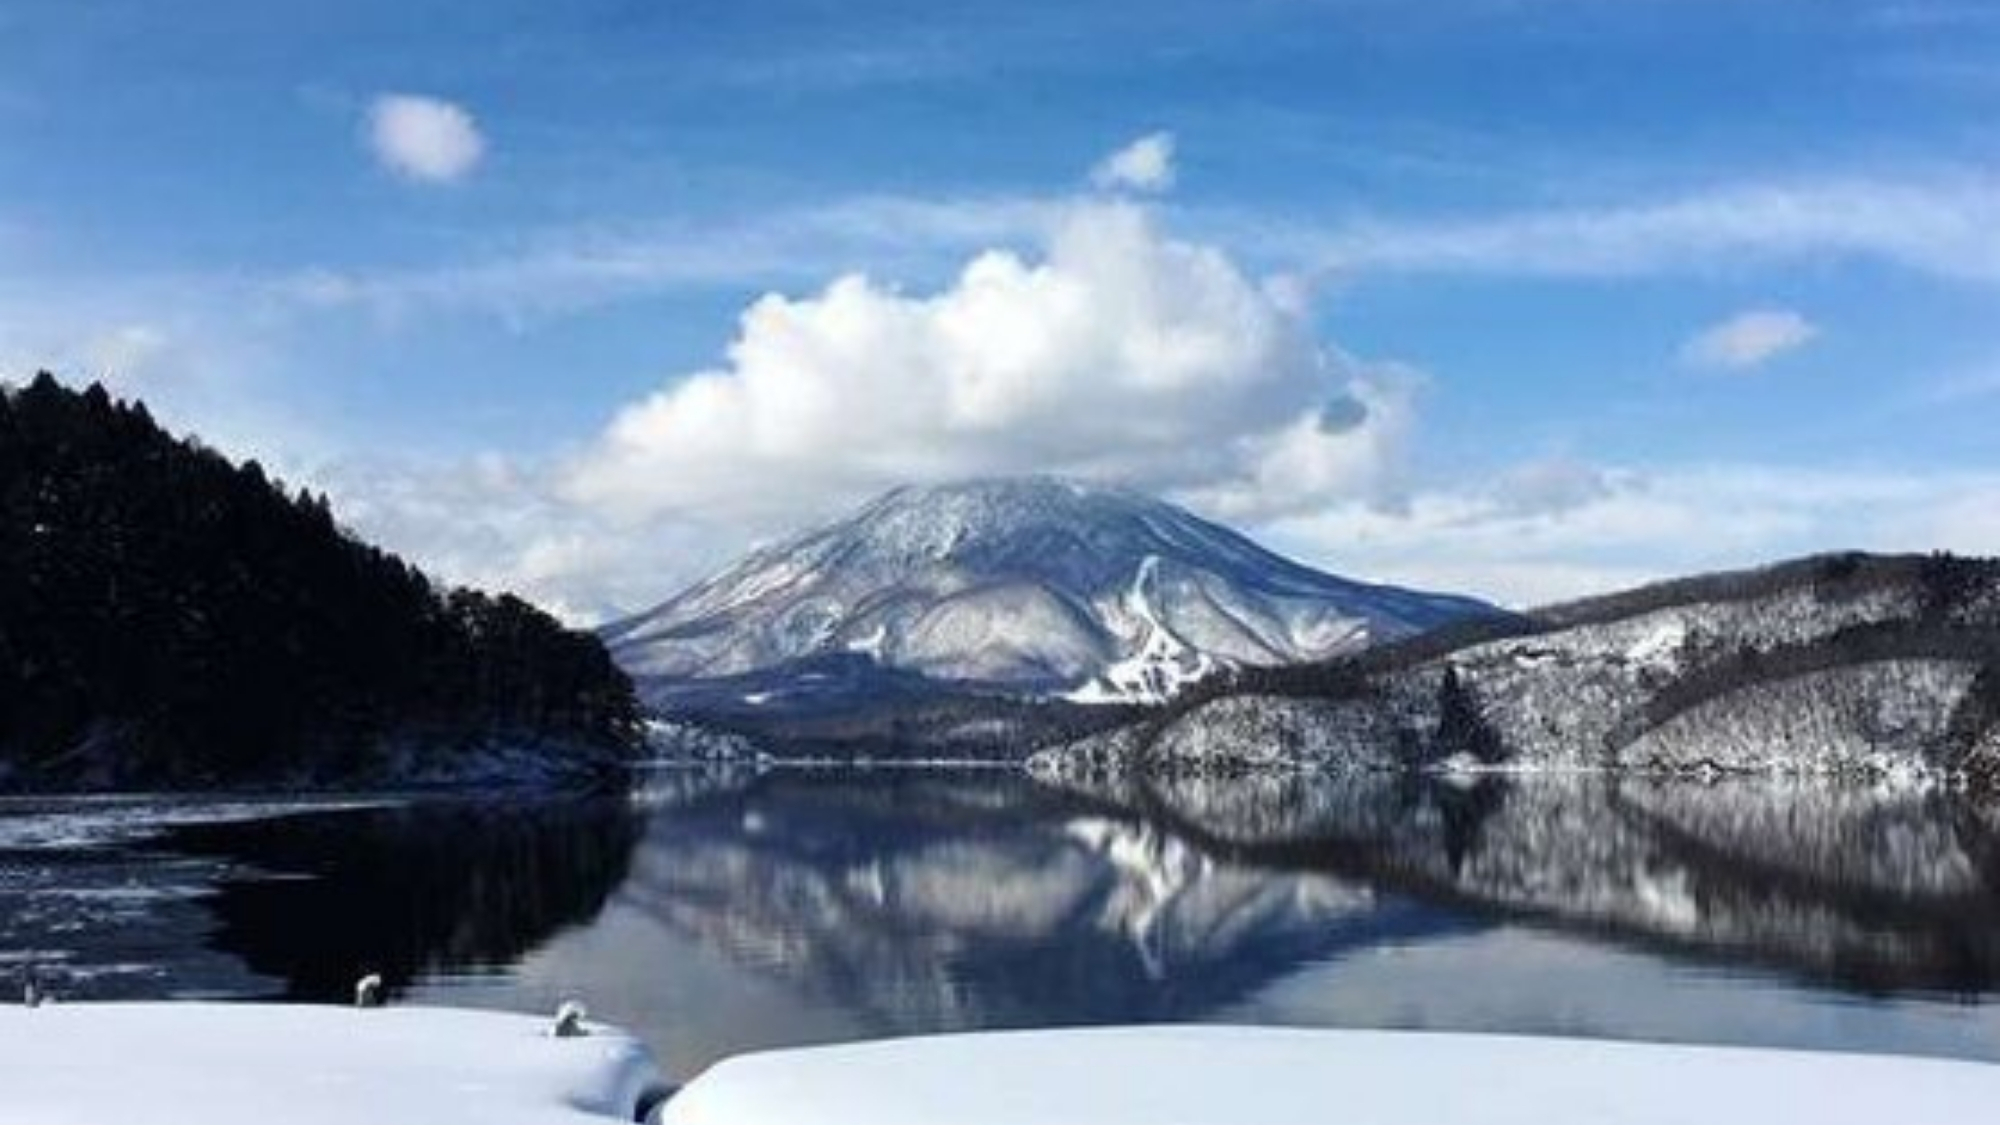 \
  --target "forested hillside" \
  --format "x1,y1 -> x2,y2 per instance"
1036,552 -> 2000,787
0,374 -> 640,790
